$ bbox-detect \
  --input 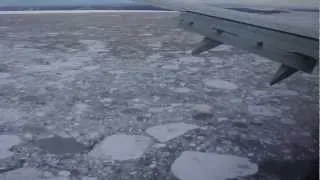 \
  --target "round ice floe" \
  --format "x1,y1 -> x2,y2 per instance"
203,79 -> 238,90
171,151 -> 258,180
89,134 -> 153,161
